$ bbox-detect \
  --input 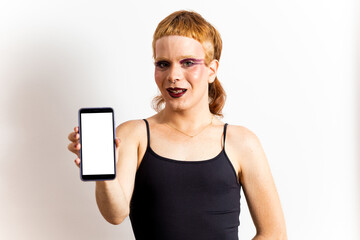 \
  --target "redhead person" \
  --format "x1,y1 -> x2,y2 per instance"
68,10 -> 287,240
